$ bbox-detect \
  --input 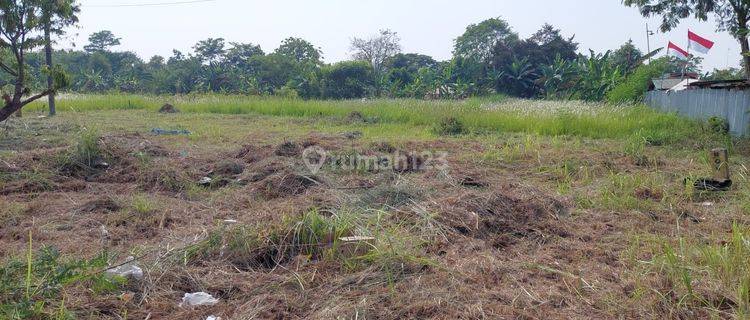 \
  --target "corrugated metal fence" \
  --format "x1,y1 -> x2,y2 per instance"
644,89 -> 750,136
